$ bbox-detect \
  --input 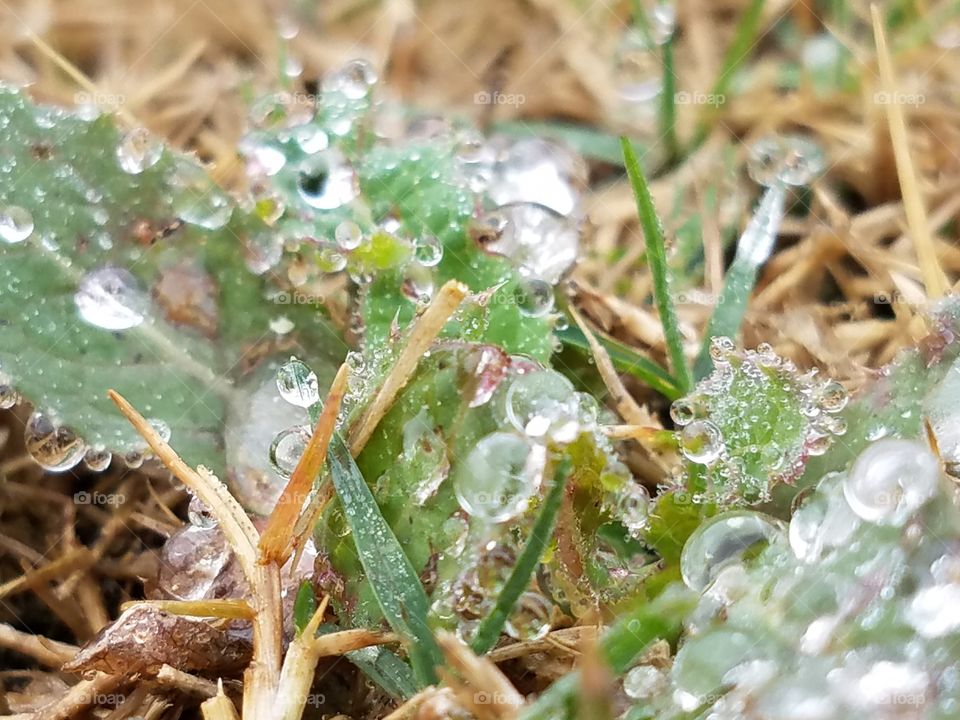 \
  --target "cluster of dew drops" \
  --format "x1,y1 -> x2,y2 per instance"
618,437 -> 960,719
